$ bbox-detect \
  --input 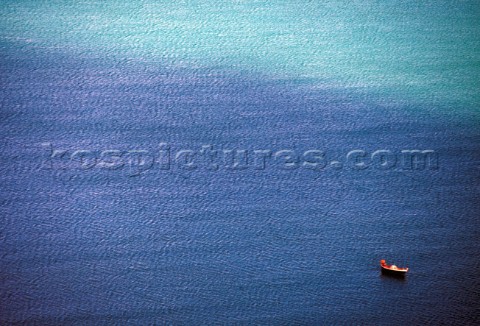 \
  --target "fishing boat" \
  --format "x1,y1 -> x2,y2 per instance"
380,259 -> 408,276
